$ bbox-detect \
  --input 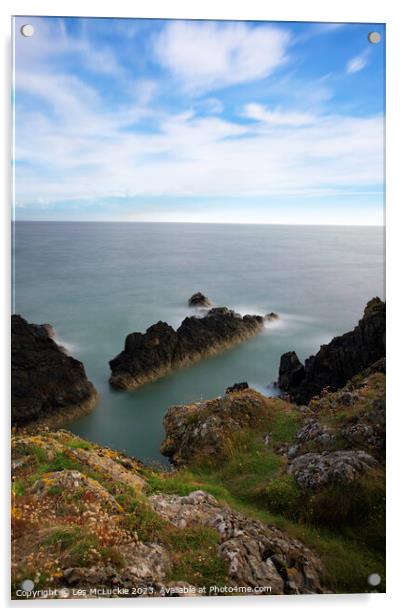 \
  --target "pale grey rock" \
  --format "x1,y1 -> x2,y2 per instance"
288,450 -> 378,489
